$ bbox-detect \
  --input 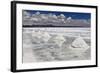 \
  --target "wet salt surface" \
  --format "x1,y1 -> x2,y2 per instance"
23,28 -> 91,63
